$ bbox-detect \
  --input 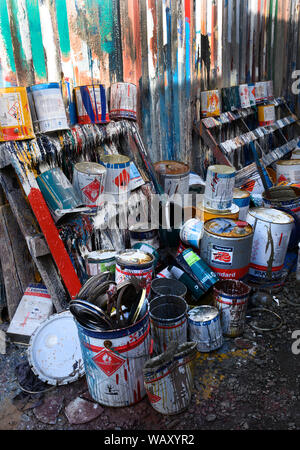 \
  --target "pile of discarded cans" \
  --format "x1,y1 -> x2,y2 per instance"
21,160 -> 300,416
